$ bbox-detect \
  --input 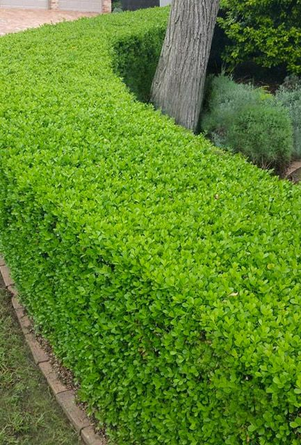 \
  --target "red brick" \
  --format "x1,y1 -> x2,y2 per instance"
11,295 -> 22,310
103,0 -> 112,13
8,285 -> 19,297
13,298 -> 26,321
25,333 -> 49,365
56,390 -> 90,433
81,426 -> 107,445
19,315 -> 31,335
15,307 -> 26,321
0,264 -> 14,287
39,361 -> 68,395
